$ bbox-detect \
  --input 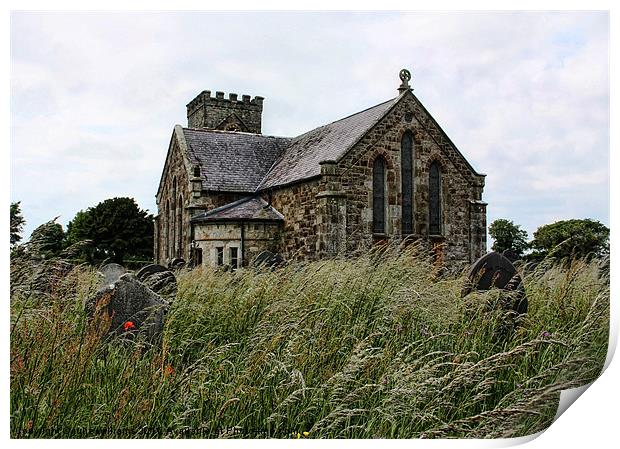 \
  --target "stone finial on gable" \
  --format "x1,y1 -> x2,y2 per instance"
398,68 -> 412,93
